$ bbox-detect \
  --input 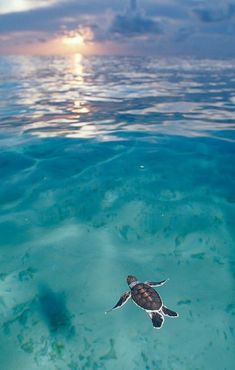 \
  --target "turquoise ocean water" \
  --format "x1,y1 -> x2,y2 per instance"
0,56 -> 235,370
